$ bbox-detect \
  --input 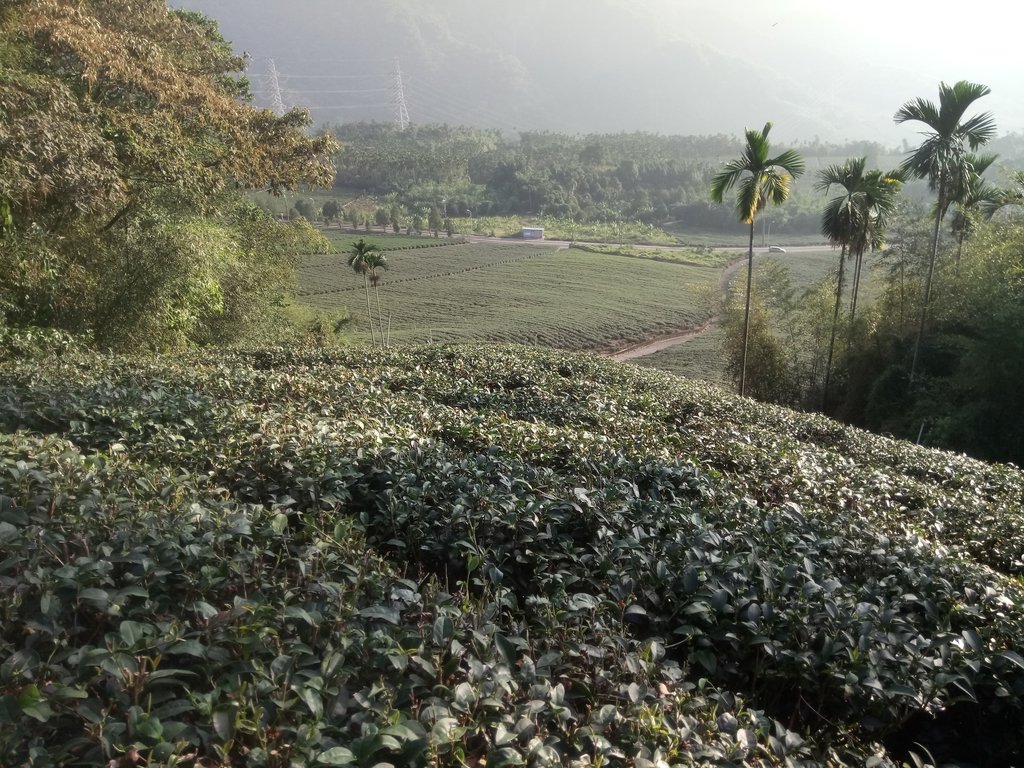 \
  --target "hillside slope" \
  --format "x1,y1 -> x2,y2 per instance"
169,0 -> 893,141
2,345 -> 1023,765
